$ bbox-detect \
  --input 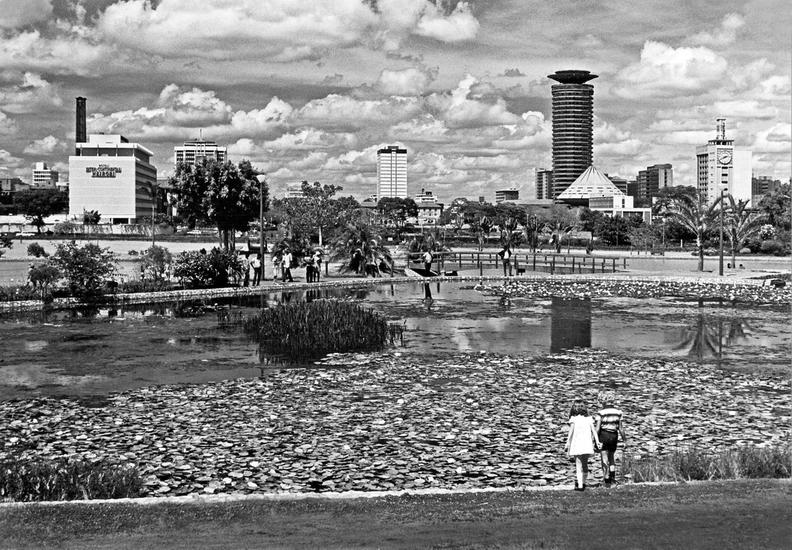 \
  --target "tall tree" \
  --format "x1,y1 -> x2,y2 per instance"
723,196 -> 767,266
280,181 -> 348,247
376,197 -> 418,240
169,159 -> 265,250
665,195 -> 721,271
13,188 -> 68,233
756,183 -> 791,233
